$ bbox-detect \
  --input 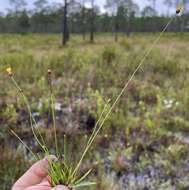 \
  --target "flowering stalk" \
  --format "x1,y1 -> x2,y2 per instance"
47,69 -> 59,157
71,14 -> 177,178
5,5 -> 184,187
7,68 -> 46,152
87,100 -> 110,146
